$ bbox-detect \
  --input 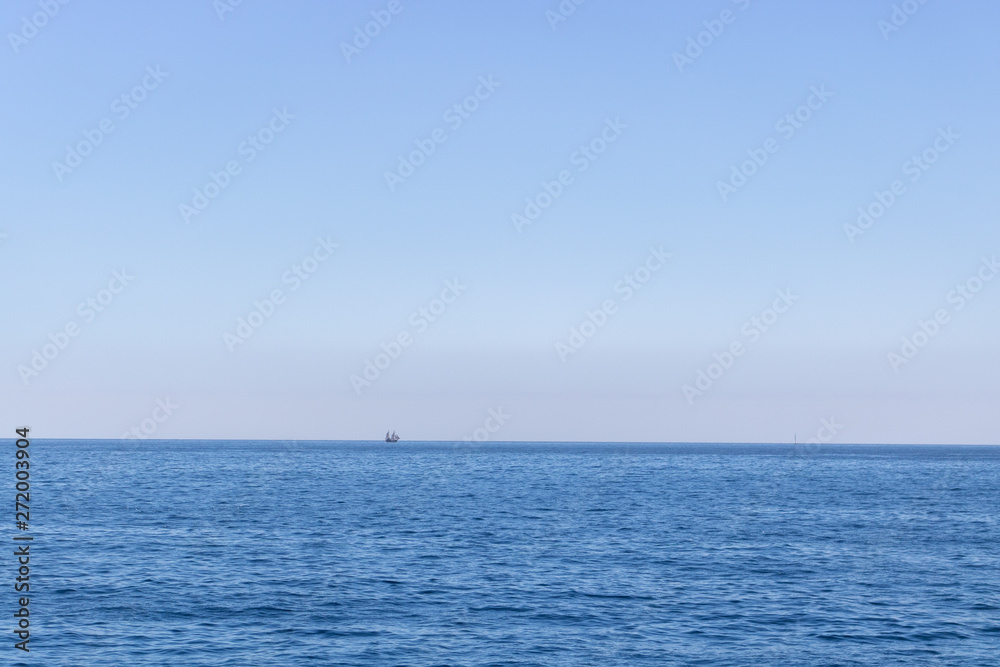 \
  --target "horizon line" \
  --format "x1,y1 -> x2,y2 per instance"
13,438 -> 999,447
